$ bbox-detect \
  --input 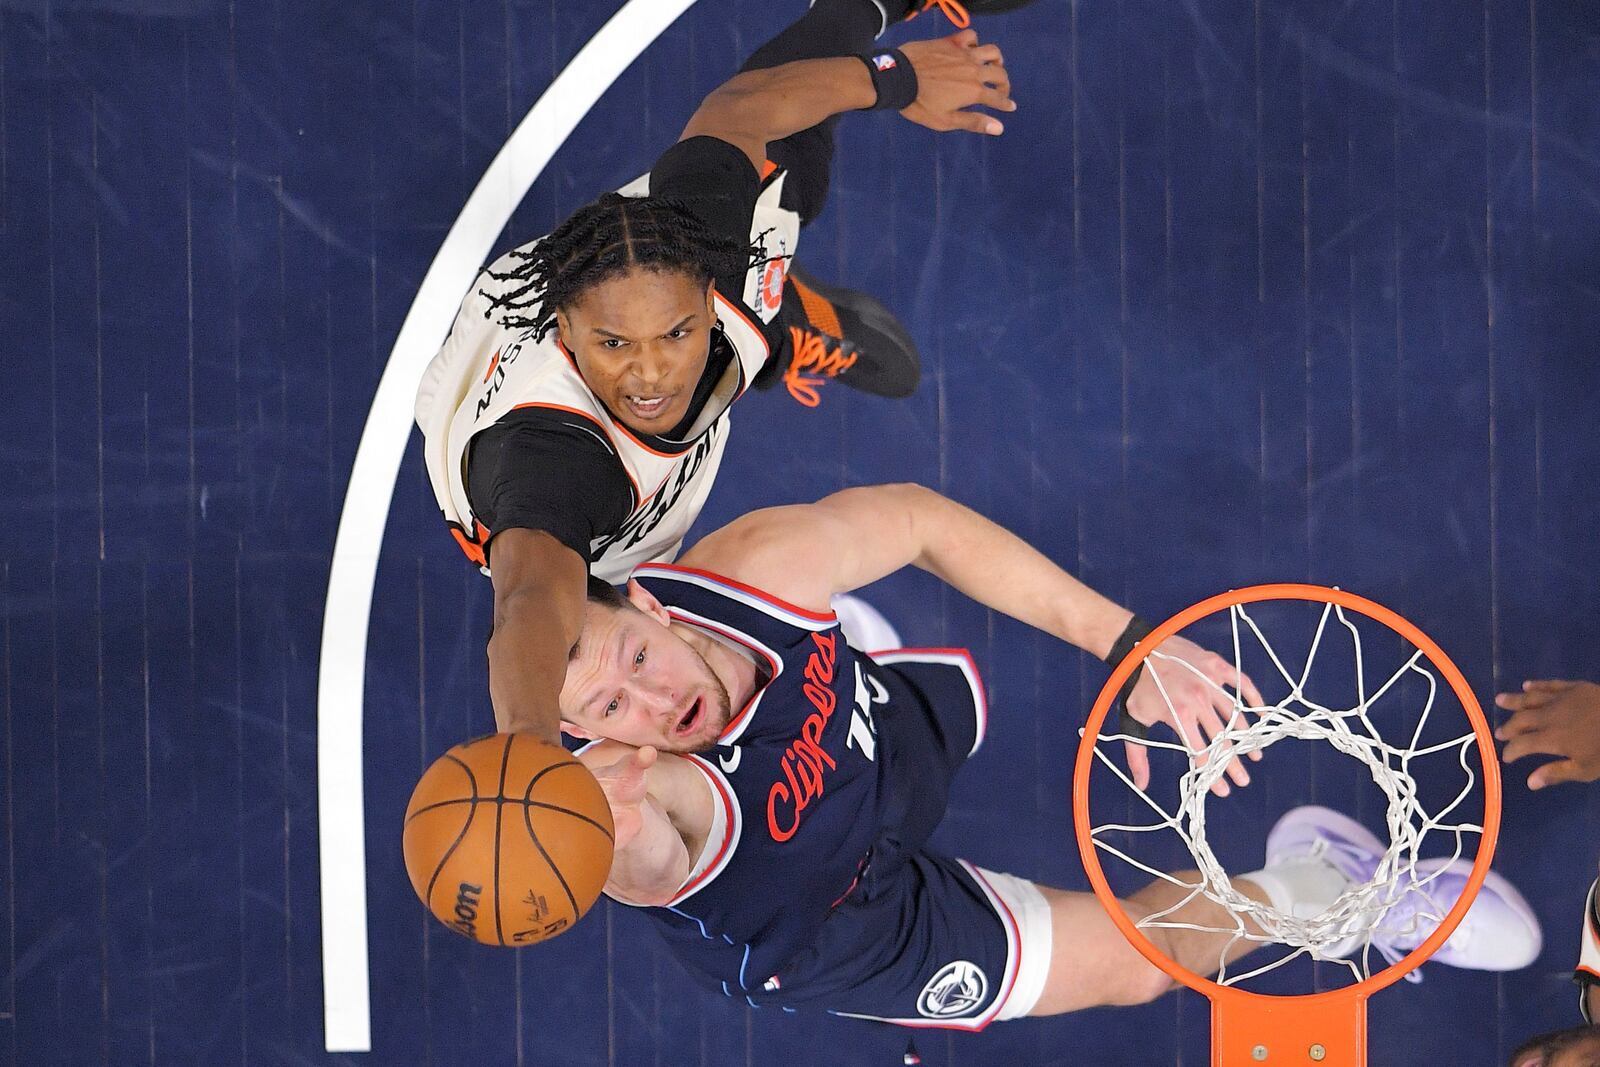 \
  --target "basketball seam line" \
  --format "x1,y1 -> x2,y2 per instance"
522,776 -> 581,928
522,758 -> 584,792
493,735 -> 514,947
406,795 -> 614,838
421,754 -> 481,910
526,800 -> 614,843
